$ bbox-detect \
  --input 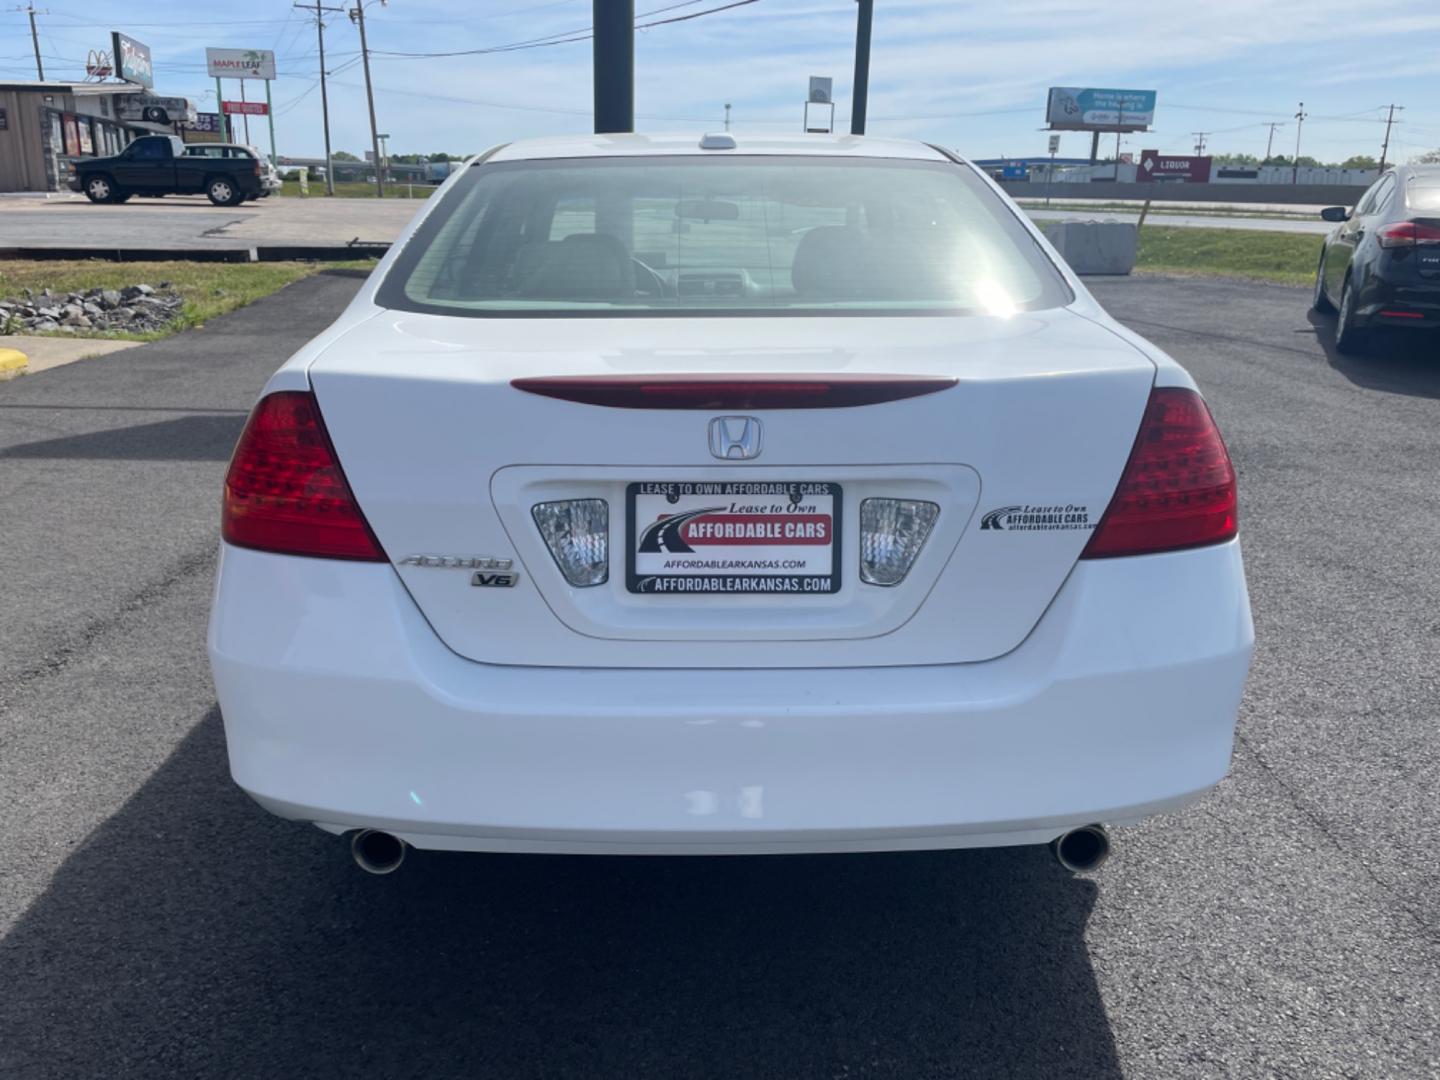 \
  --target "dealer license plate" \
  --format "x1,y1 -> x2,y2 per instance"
626,481 -> 842,595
